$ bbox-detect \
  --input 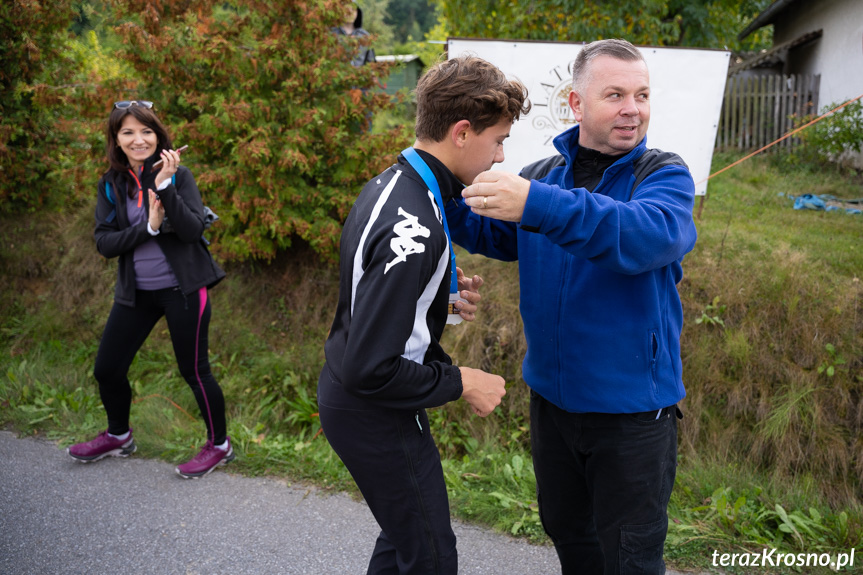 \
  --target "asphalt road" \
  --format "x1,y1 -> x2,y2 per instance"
0,430 -> 695,575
